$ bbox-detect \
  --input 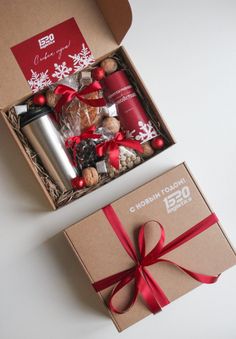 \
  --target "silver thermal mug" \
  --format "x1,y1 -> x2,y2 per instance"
20,106 -> 77,191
